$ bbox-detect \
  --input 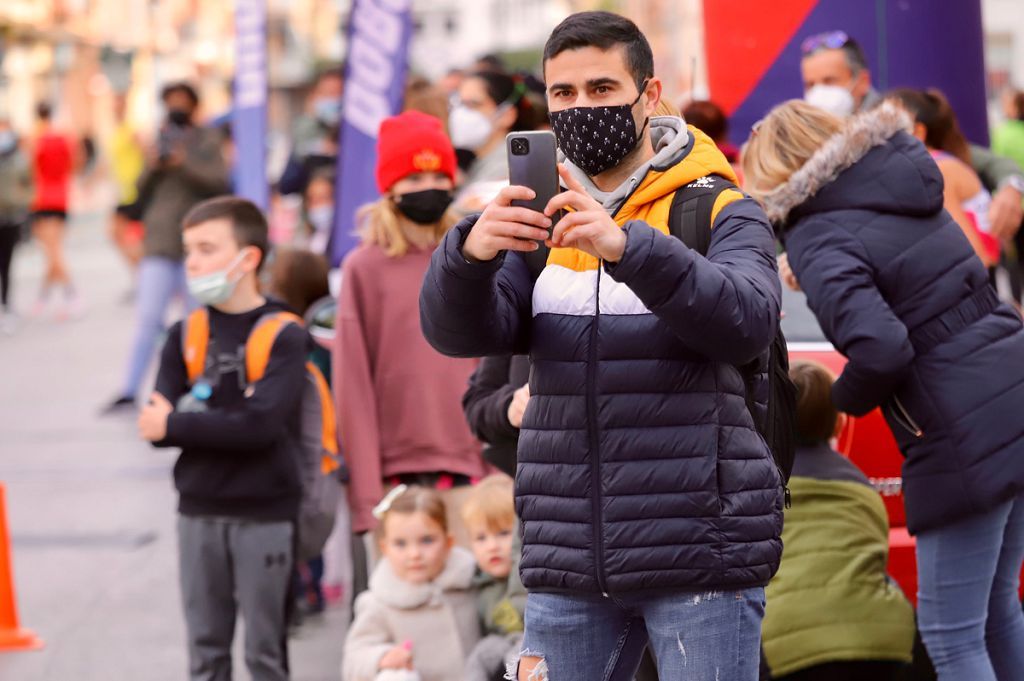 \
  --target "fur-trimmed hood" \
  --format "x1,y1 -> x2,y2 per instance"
761,102 -> 944,227
367,546 -> 477,610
